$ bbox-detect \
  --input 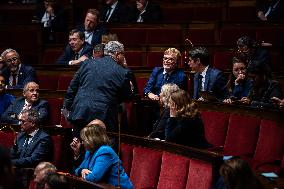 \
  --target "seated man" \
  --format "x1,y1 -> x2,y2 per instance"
0,74 -> 15,116
76,9 -> 107,46
188,47 -> 228,101
144,48 -> 188,101
1,48 -> 36,89
1,82 -> 49,125
56,29 -> 93,66
32,162 -> 57,189
10,109 -> 53,168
